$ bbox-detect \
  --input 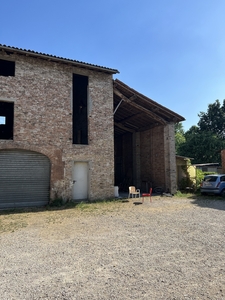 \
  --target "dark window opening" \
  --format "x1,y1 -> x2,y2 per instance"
0,101 -> 14,140
73,74 -> 88,144
0,59 -> 15,76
